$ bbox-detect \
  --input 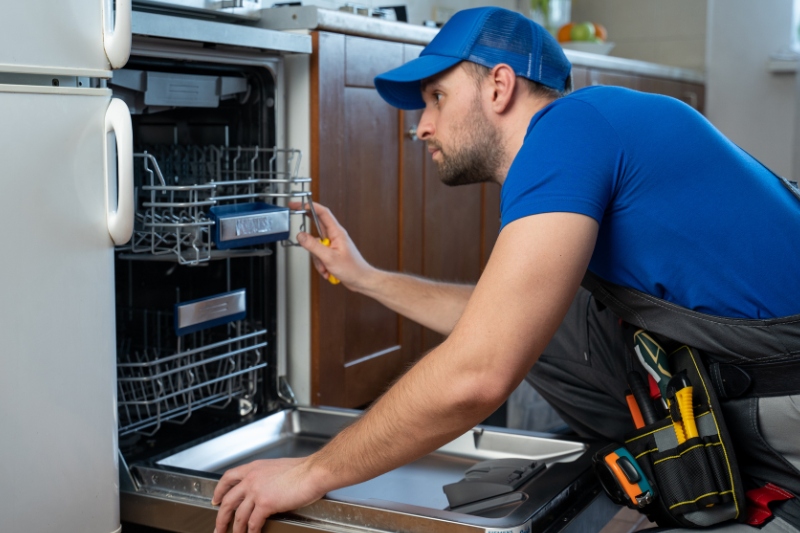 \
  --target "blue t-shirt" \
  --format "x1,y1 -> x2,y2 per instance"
500,86 -> 800,319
